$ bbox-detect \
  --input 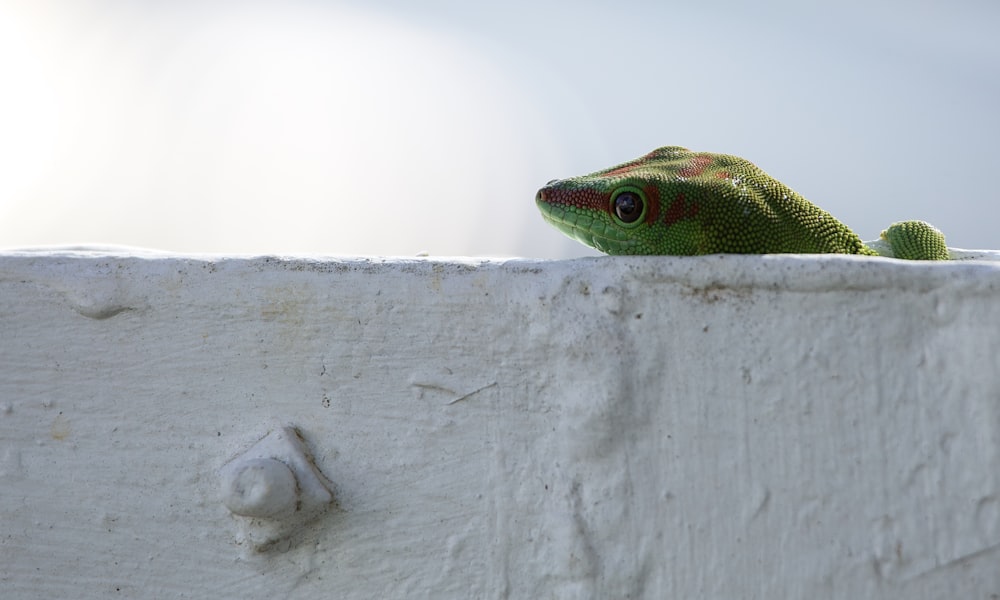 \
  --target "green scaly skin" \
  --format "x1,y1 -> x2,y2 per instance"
536,146 -> 949,260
